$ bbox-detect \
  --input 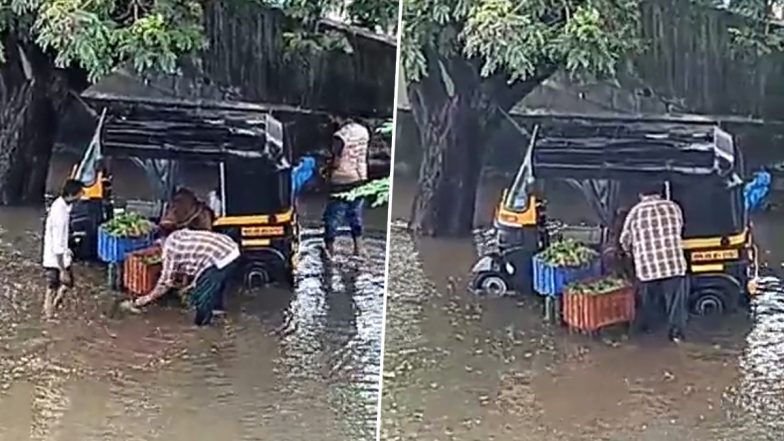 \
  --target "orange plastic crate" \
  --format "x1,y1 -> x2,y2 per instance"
123,247 -> 162,297
563,284 -> 636,332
